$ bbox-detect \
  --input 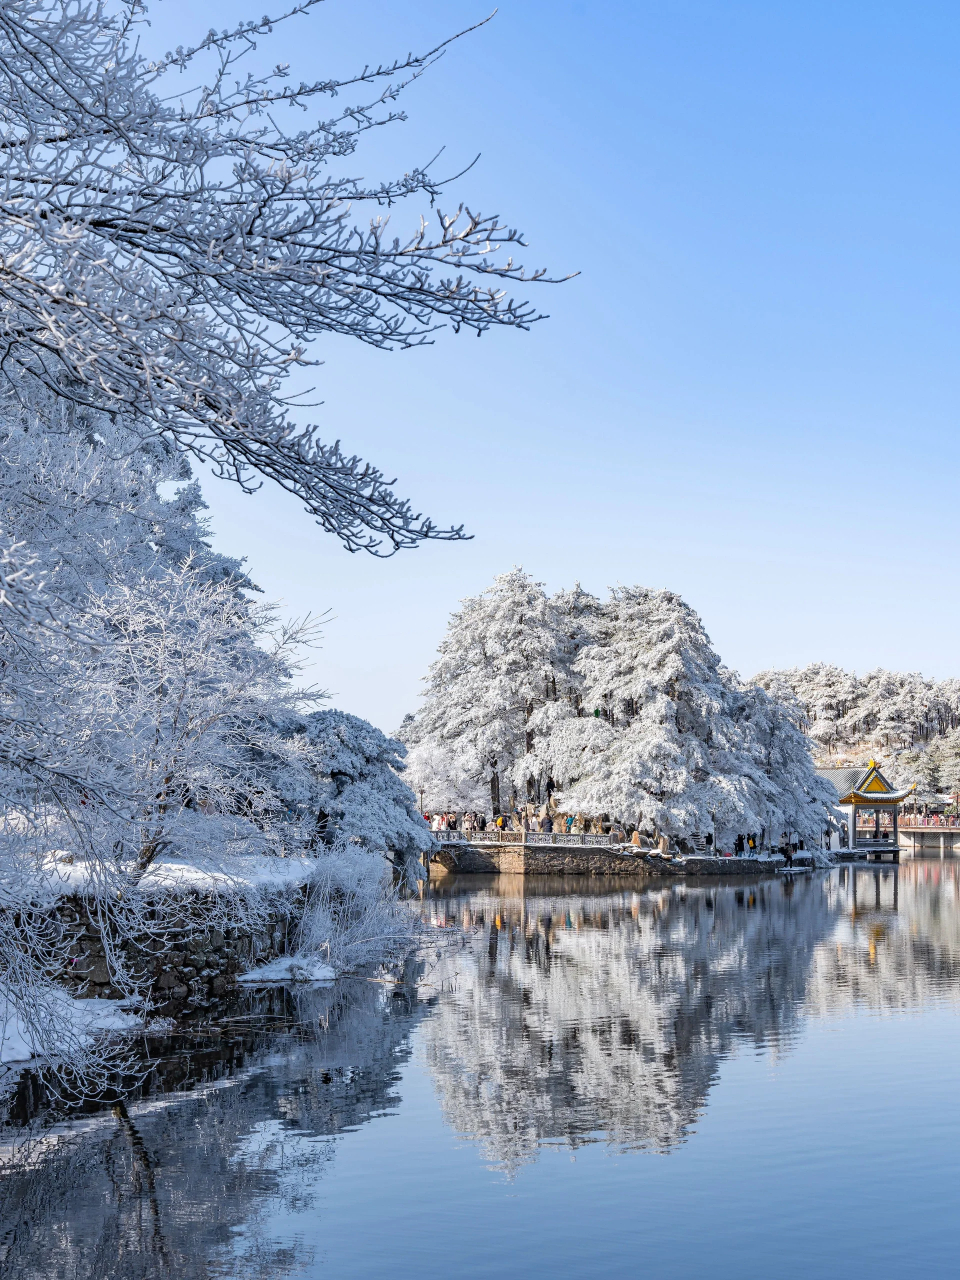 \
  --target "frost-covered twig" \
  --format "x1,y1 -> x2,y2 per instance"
0,0 -> 566,554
